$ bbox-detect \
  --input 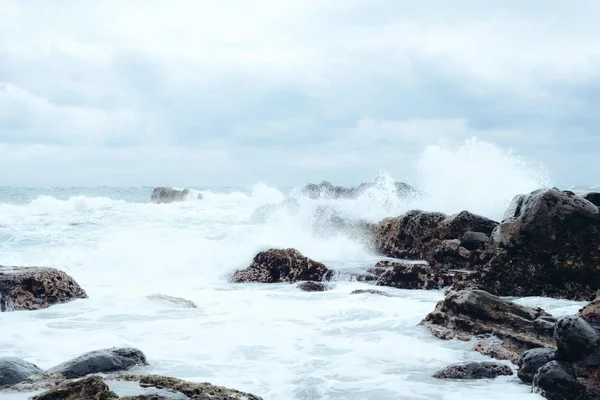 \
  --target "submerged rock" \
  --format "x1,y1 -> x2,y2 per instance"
151,187 -> 191,204
0,357 -> 43,387
297,282 -> 329,292
532,361 -> 583,400
432,361 -> 513,380
33,376 -> 118,400
421,290 -> 555,362
349,289 -> 396,297
146,294 -> 197,309
517,347 -> 556,384
231,249 -> 332,284
0,266 -> 87,312
48,348 -> 148,379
